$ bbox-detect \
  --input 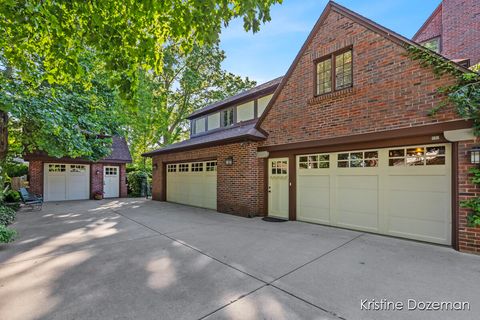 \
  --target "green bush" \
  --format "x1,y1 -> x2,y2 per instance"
127,170 -> 149,197
0,204 -> 16,226
0,225 -> 17,243
4,189 -> 20,203
5,163 -> 28,178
